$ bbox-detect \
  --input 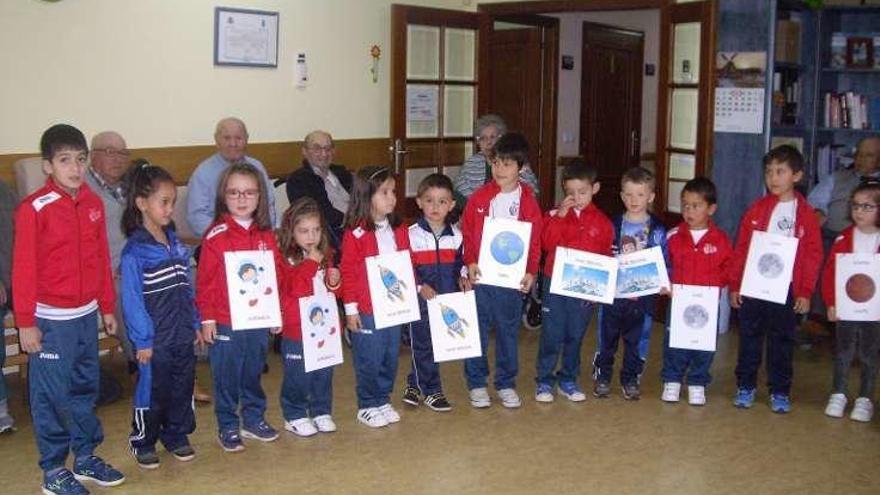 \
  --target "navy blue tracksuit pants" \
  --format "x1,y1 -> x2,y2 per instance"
407,308 -> 443,396
350,314 -> 401,409
464,284 -> 524,391
536,277 -> 595,387
595,299 -> 653,386
209,325 -> 269,433
129,343 -> 196,452
280,338 -> 333,420
735,293 -> 798,395
30,312 -> 104,472
661,330 -> 715,386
